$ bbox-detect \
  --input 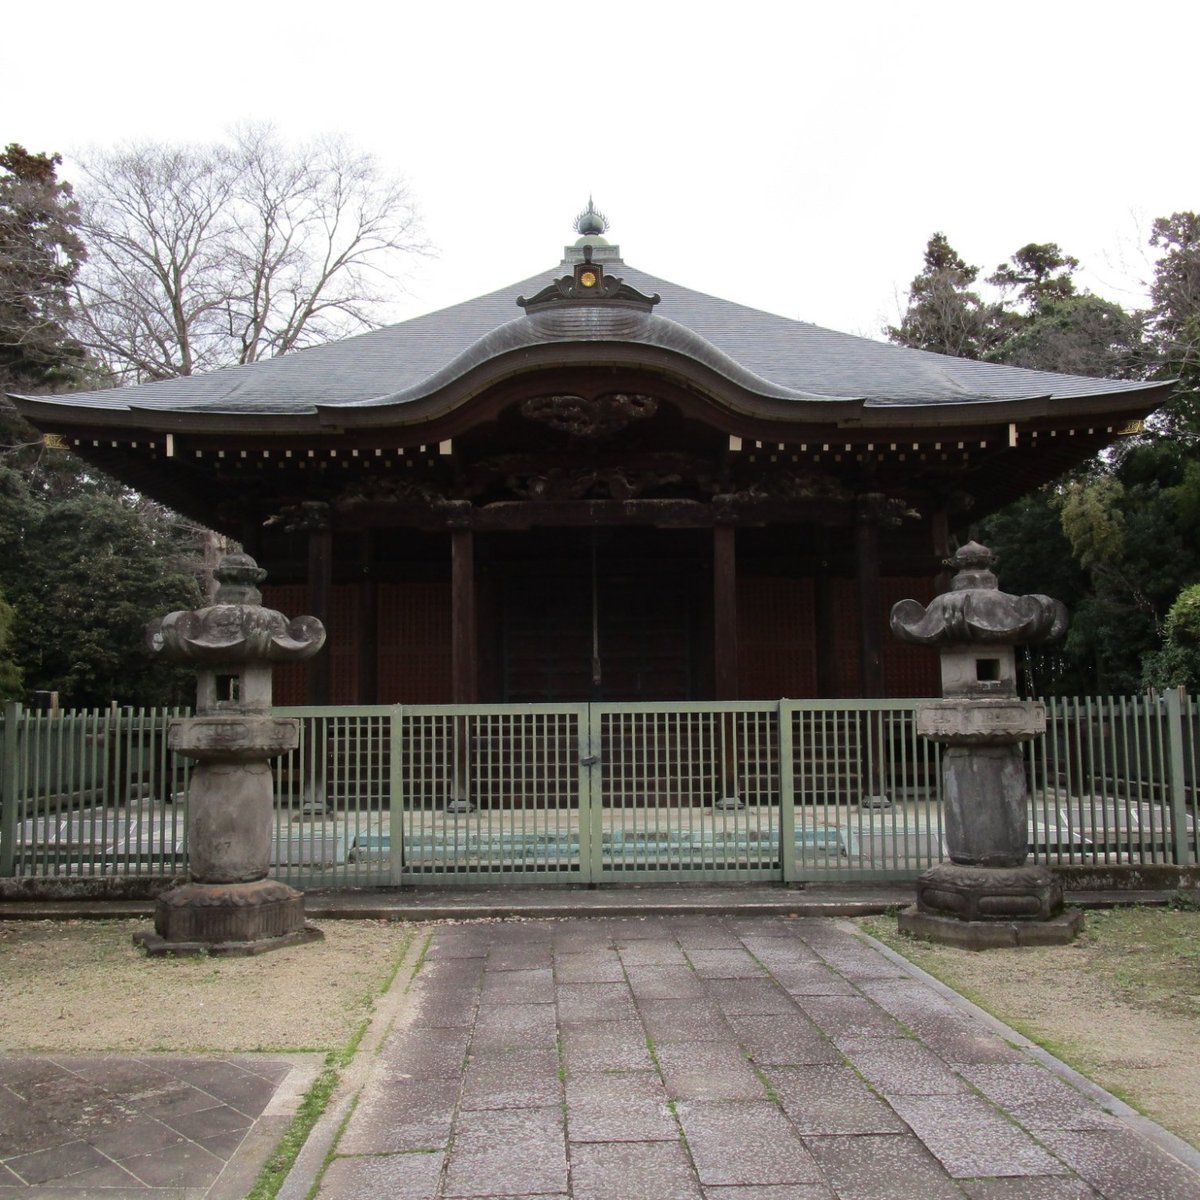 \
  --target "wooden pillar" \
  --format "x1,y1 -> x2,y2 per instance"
238,501 -> 263,562
451,527 -> 478,703
357,531 -> 378,705
307,523 -> 332,706
712,521 -> 741,805
713,523 -> 738,701
854,496 -> 884,699
932,506 -> 953,593
814,528 -> 837,698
